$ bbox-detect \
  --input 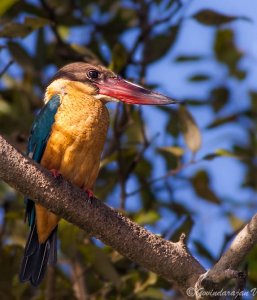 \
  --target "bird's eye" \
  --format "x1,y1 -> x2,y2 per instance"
88,69 -> 100,79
